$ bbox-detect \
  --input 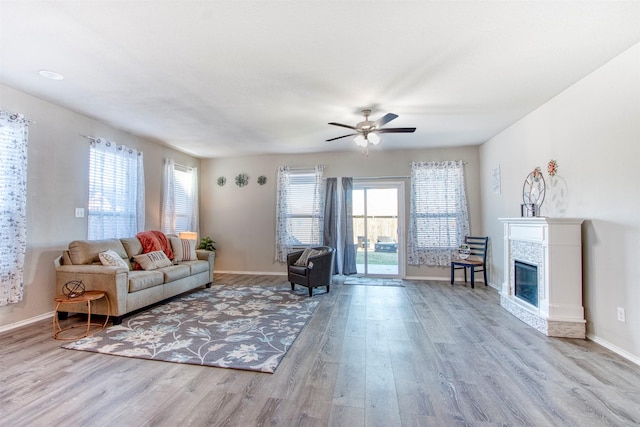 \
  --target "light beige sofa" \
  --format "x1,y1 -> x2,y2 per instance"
55,235 -> 214,324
